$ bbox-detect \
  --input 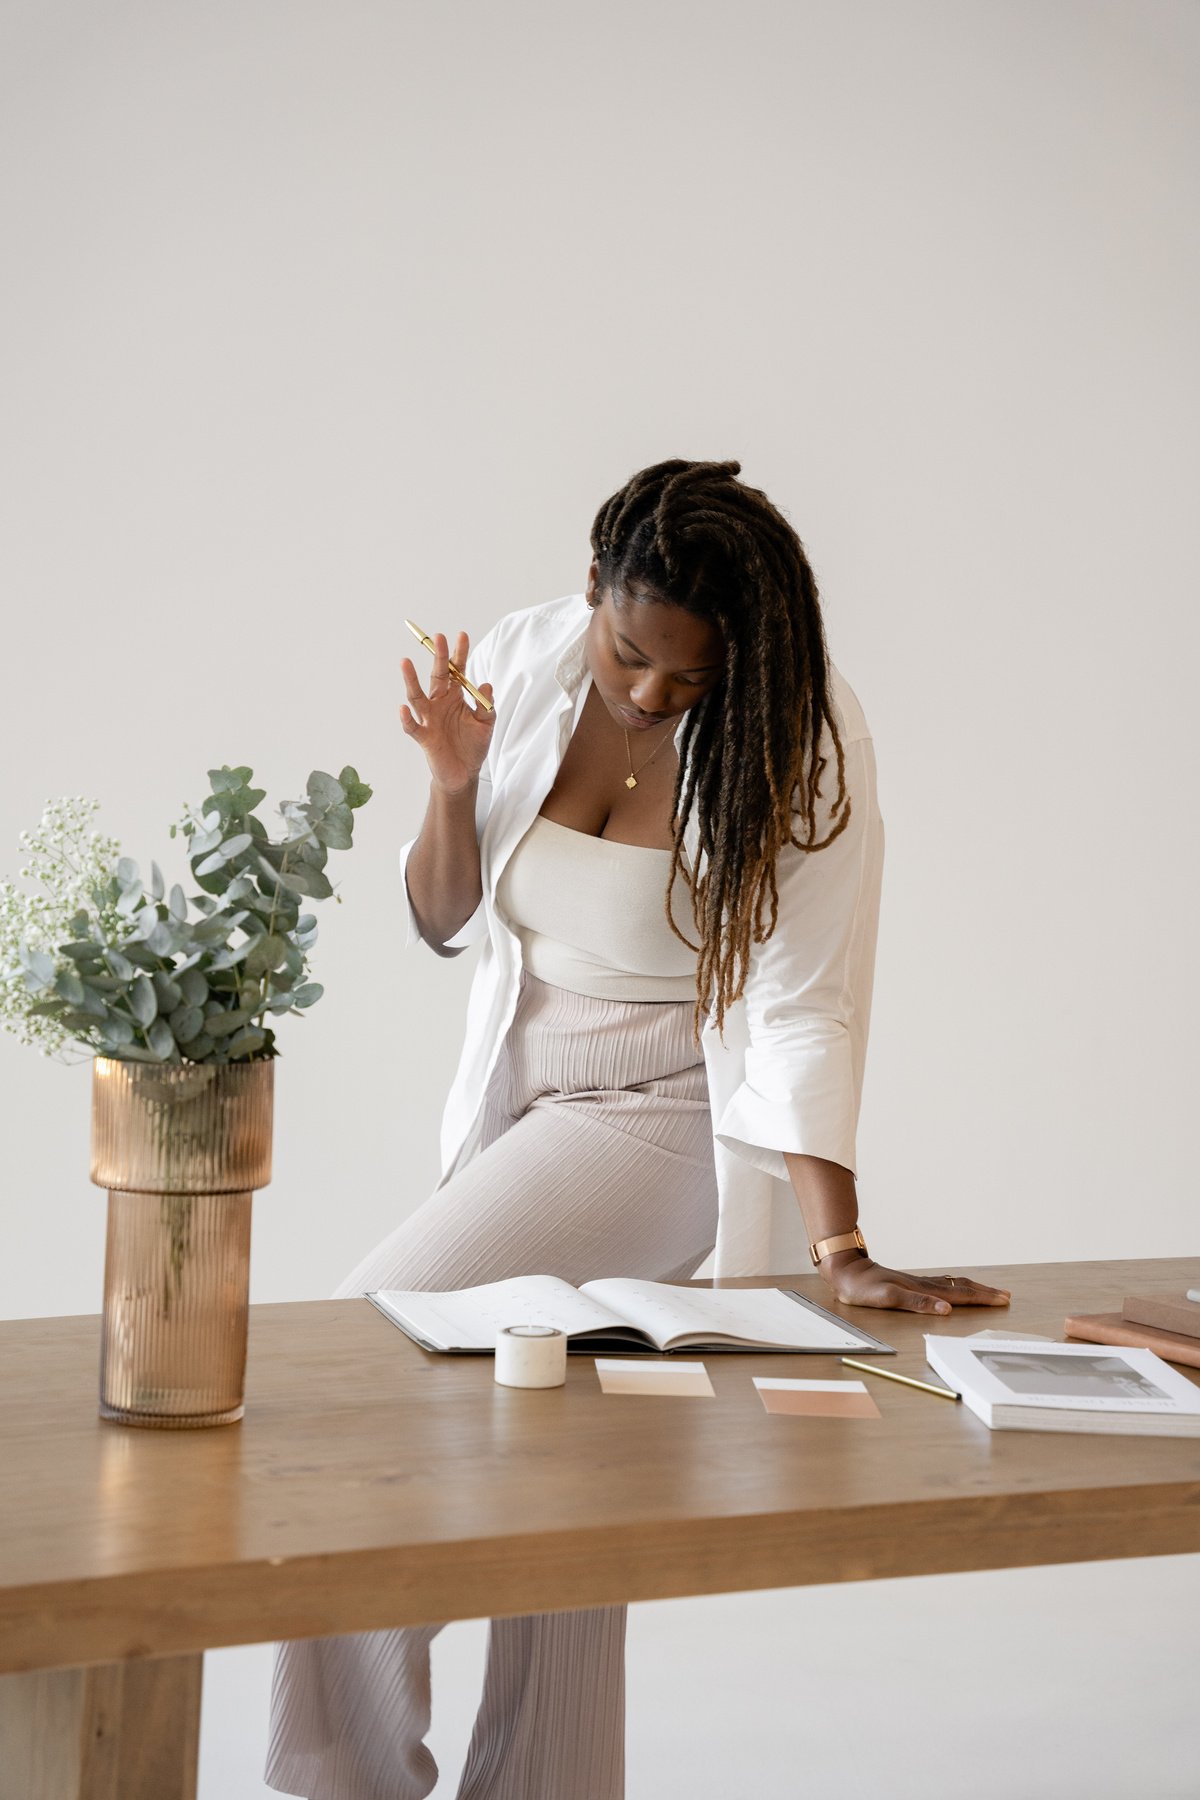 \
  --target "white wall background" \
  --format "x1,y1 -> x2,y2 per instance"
1,2 -> 1196,1795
